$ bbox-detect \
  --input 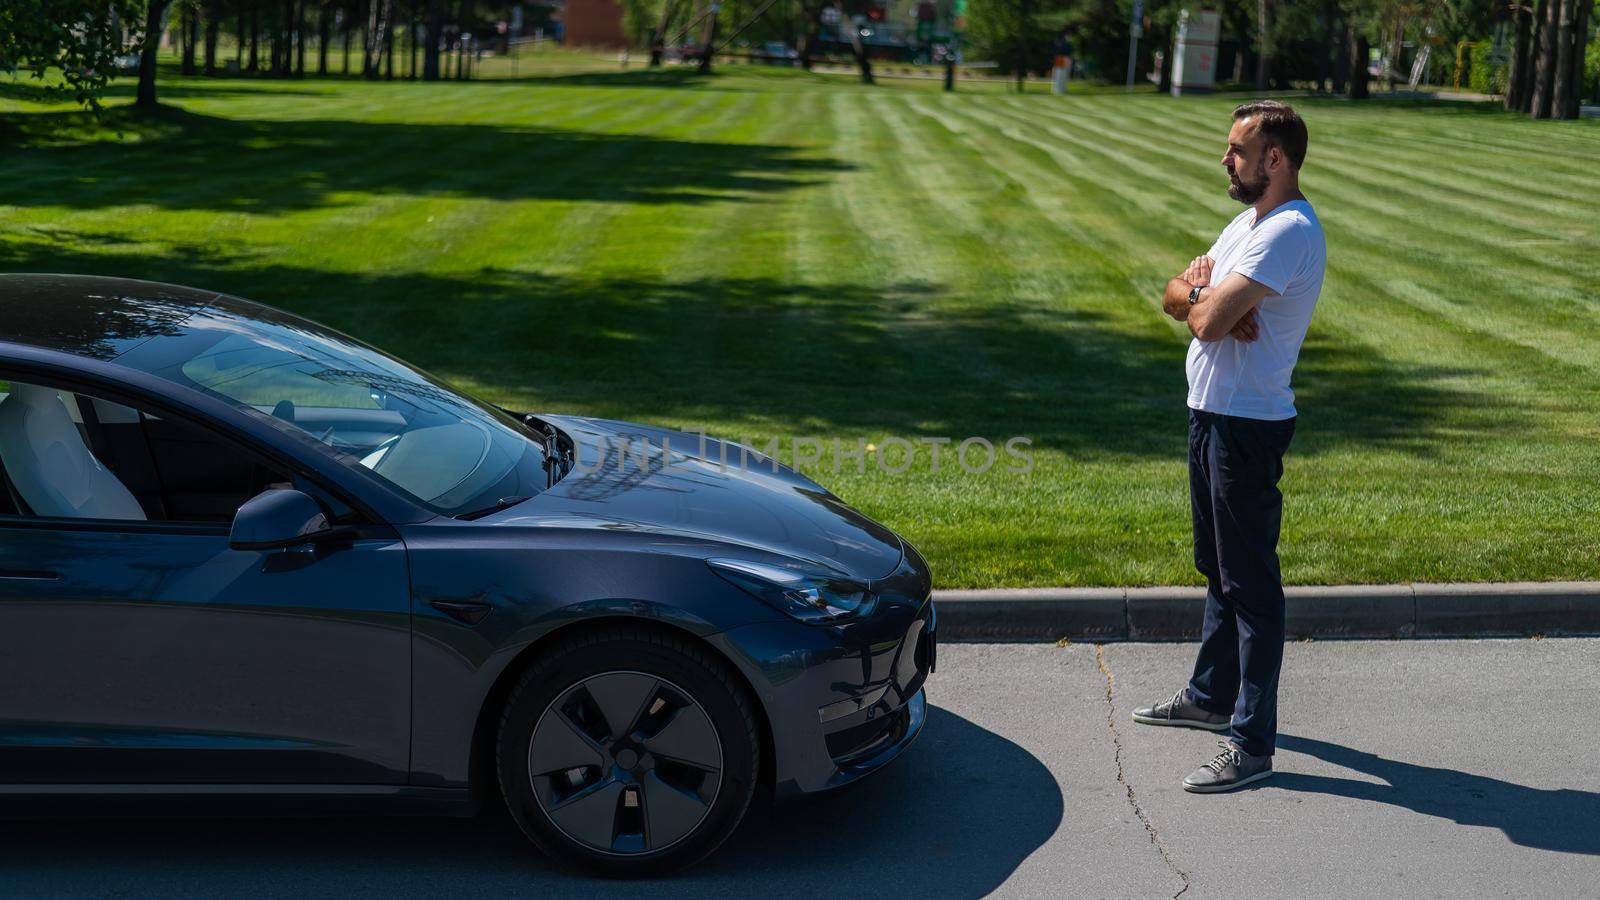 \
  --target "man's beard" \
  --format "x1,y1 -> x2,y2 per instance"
1227,159 -> 1268,204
